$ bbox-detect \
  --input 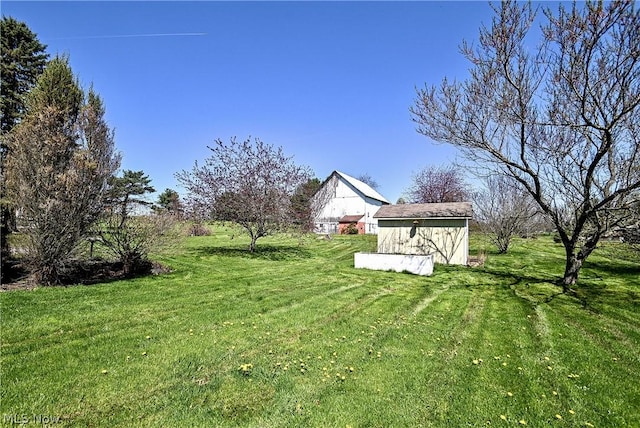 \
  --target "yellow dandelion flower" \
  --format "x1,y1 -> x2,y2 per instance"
555,414 -> 562,420
500,415 -> 507,421
568,409 -> 575,415
518,419 -> 527,425
507,392 -> 513,397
